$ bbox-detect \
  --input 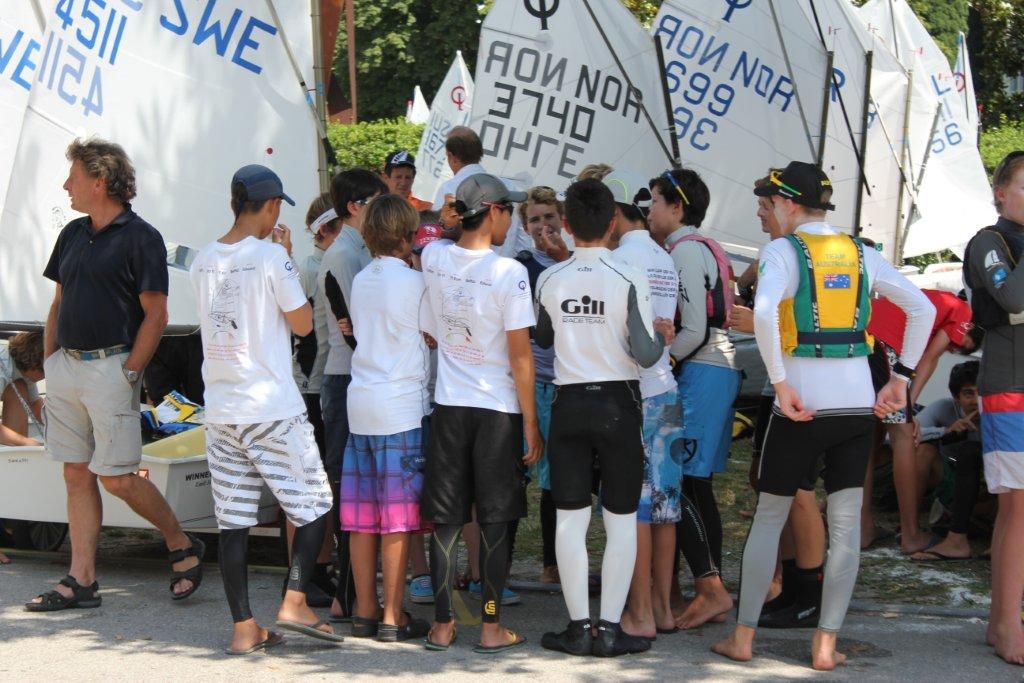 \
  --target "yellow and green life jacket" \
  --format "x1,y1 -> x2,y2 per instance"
778,232 -> 873,358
